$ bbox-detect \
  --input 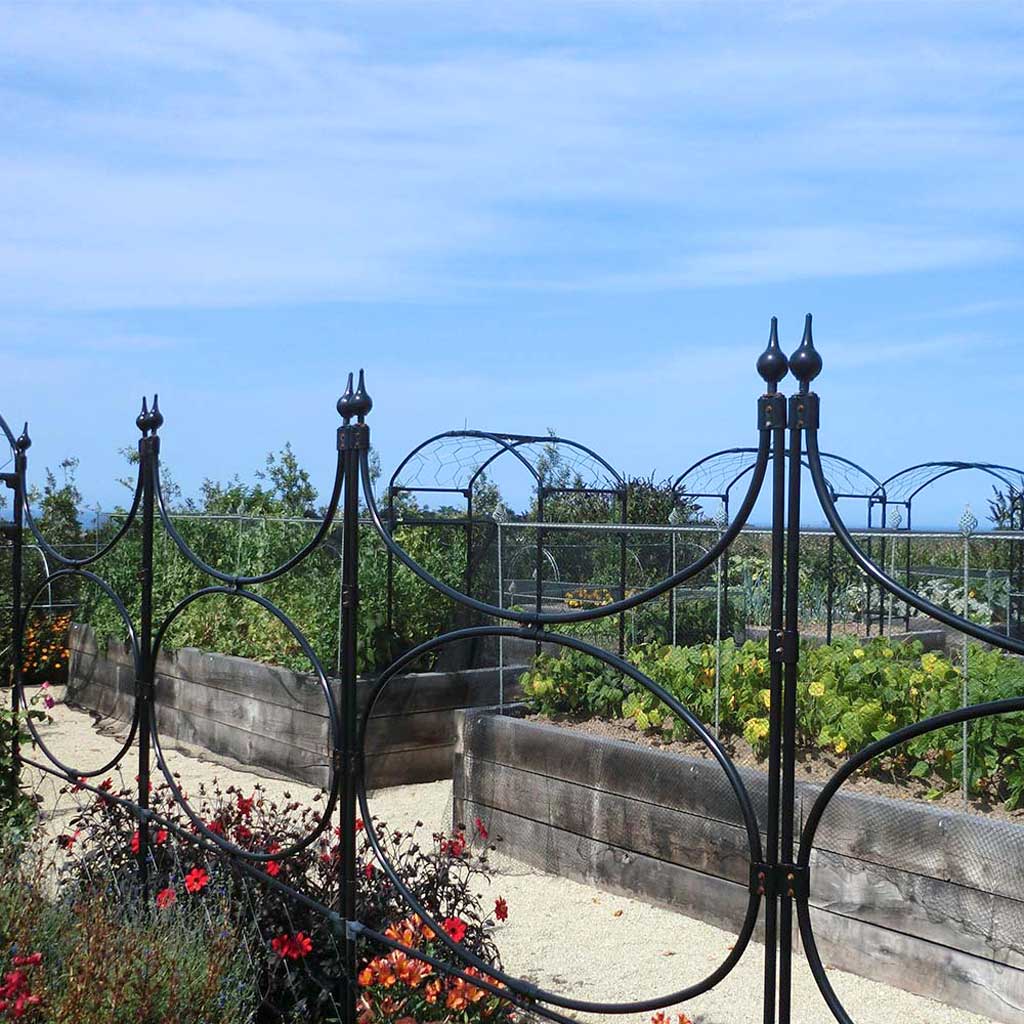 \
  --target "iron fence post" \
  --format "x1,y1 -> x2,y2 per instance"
960,505 -> 977,808
3,430 -> 28,814
619,486 -> 628,656
825,534 -> 835,643
755,317 -> 788,1024
535,488 -> 545,656
338,370 -> 372,1024
780,315 -> 821,1024
135,396 -> 162,897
